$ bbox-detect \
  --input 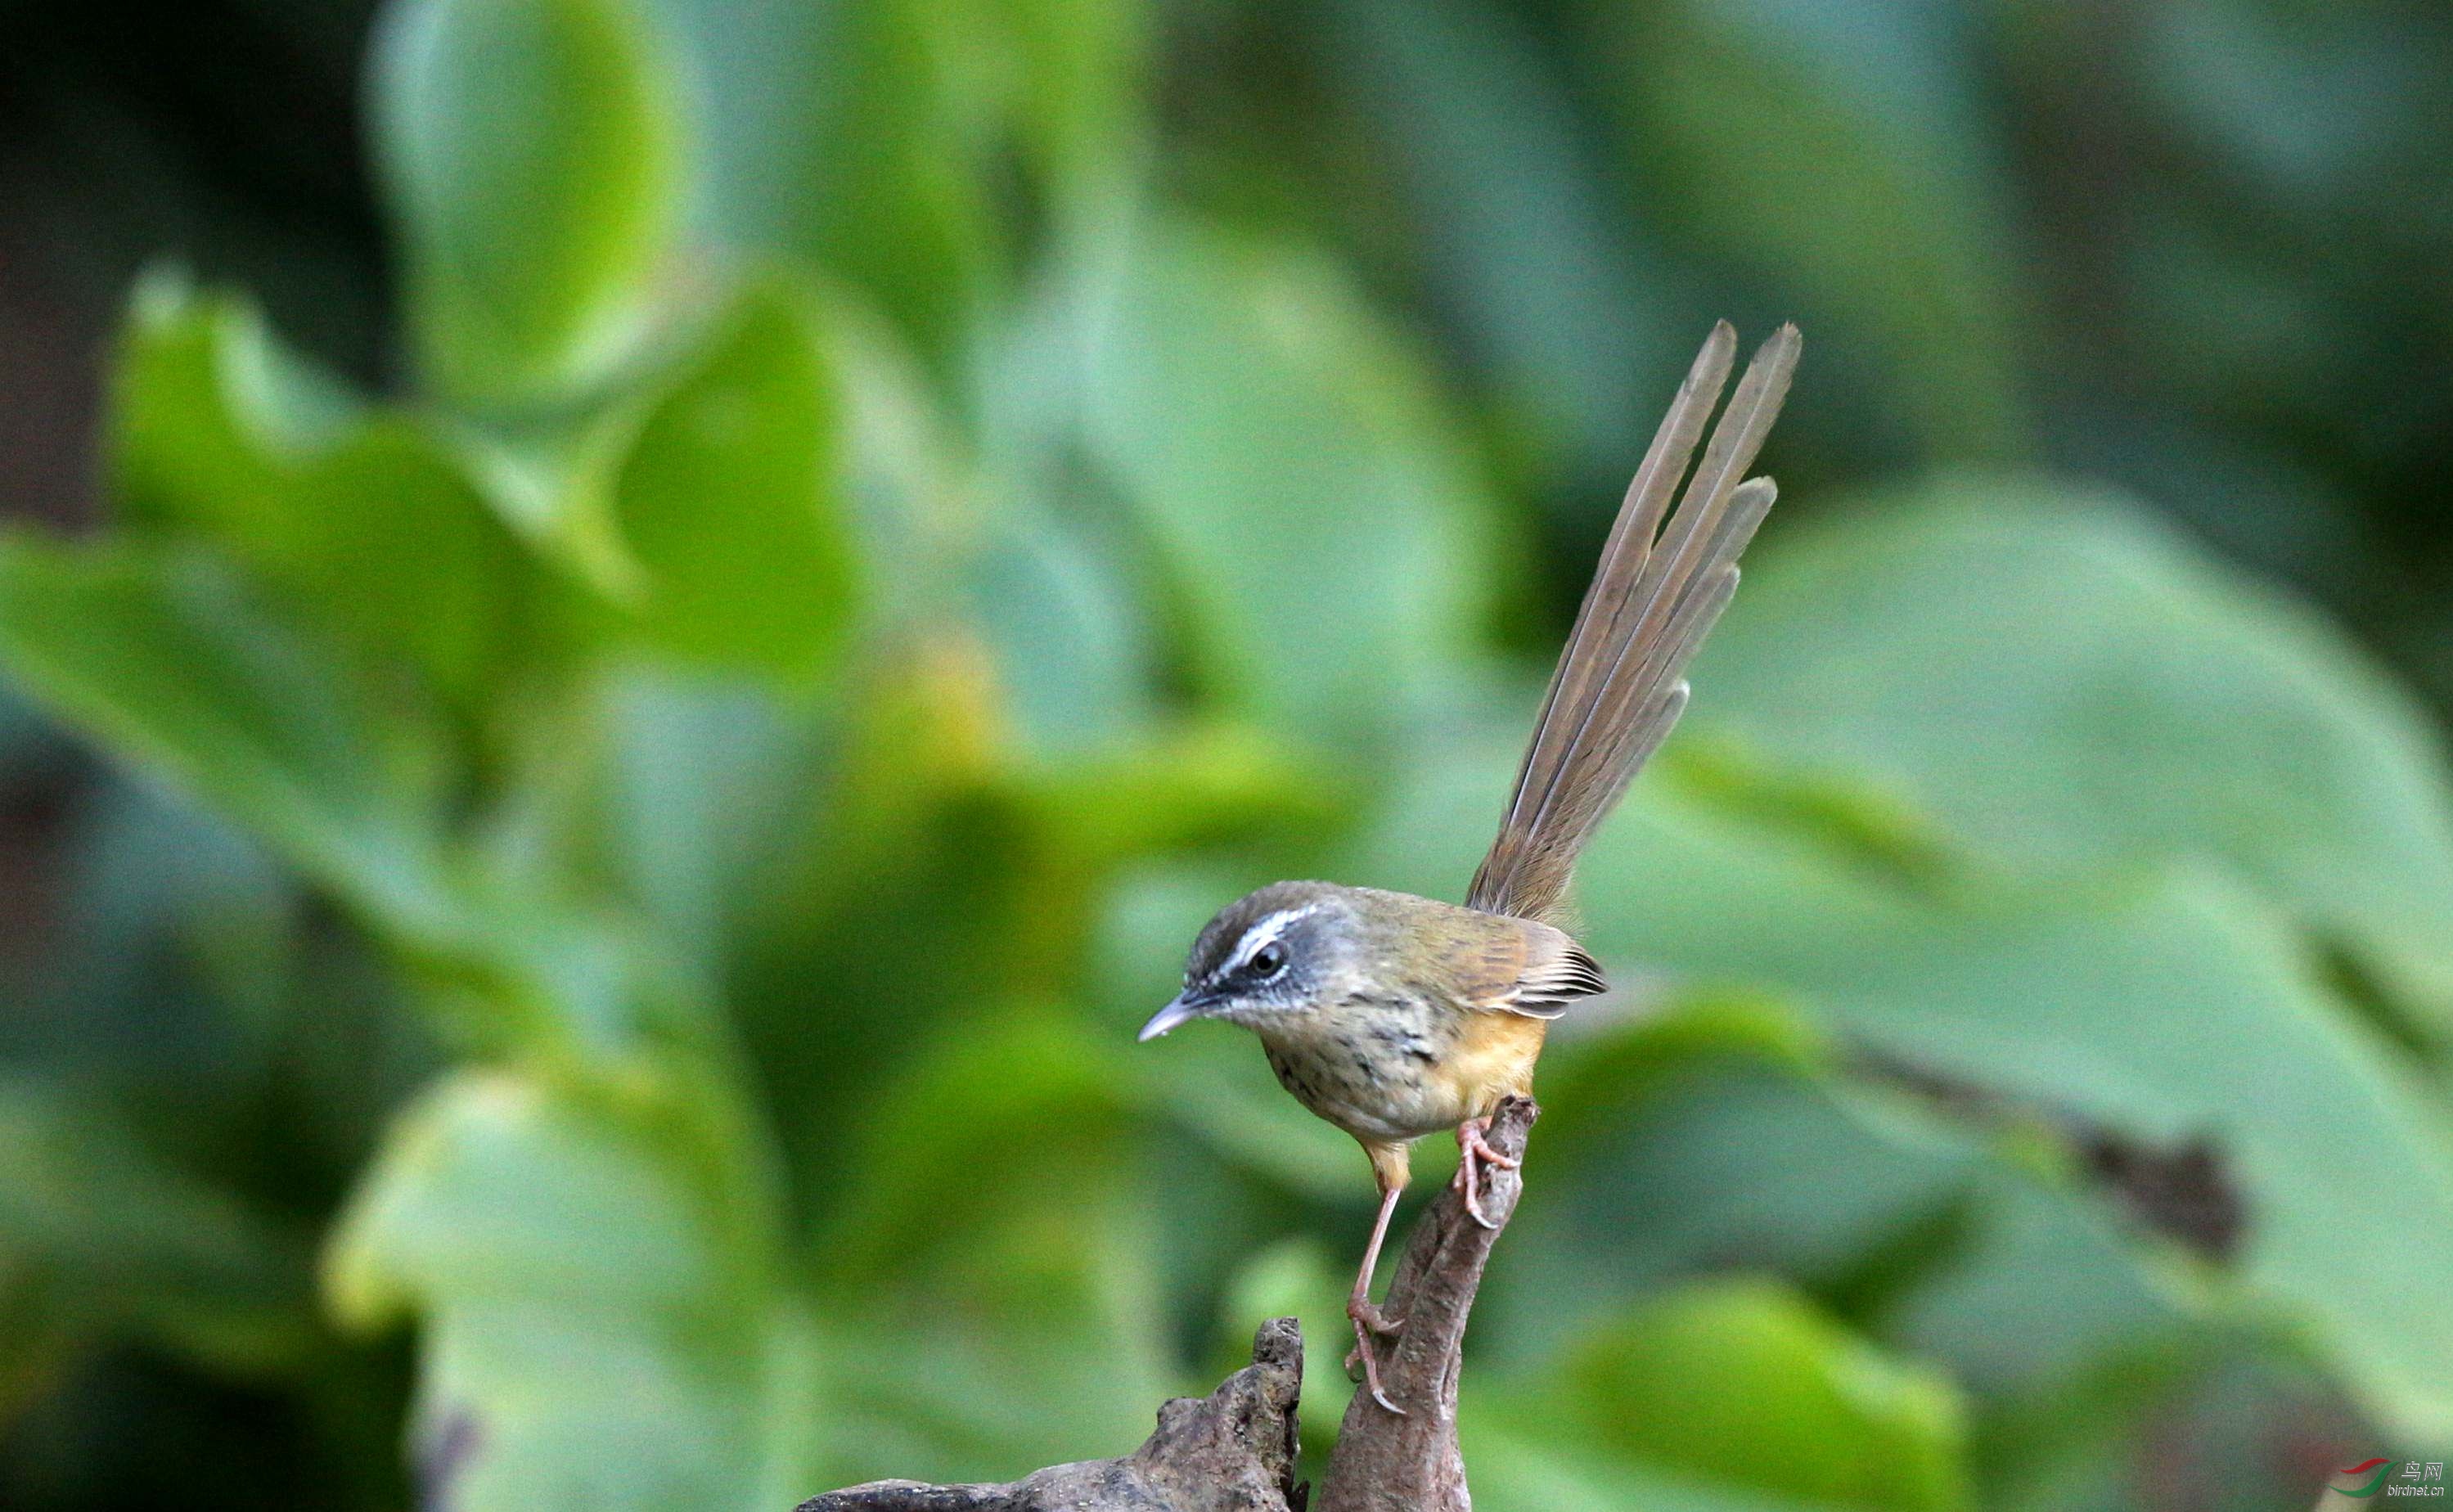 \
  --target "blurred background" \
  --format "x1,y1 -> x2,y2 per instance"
2,0 -> 2450,1509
